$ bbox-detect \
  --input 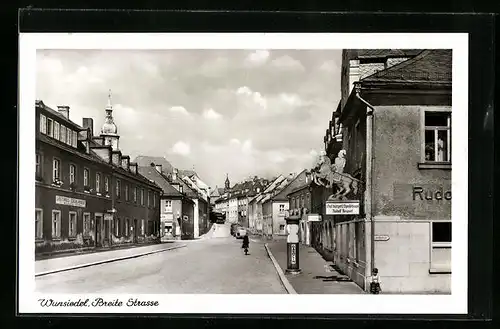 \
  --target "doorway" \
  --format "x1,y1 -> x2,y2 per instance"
133,219 -> 138,243
95,214 -> 103,247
